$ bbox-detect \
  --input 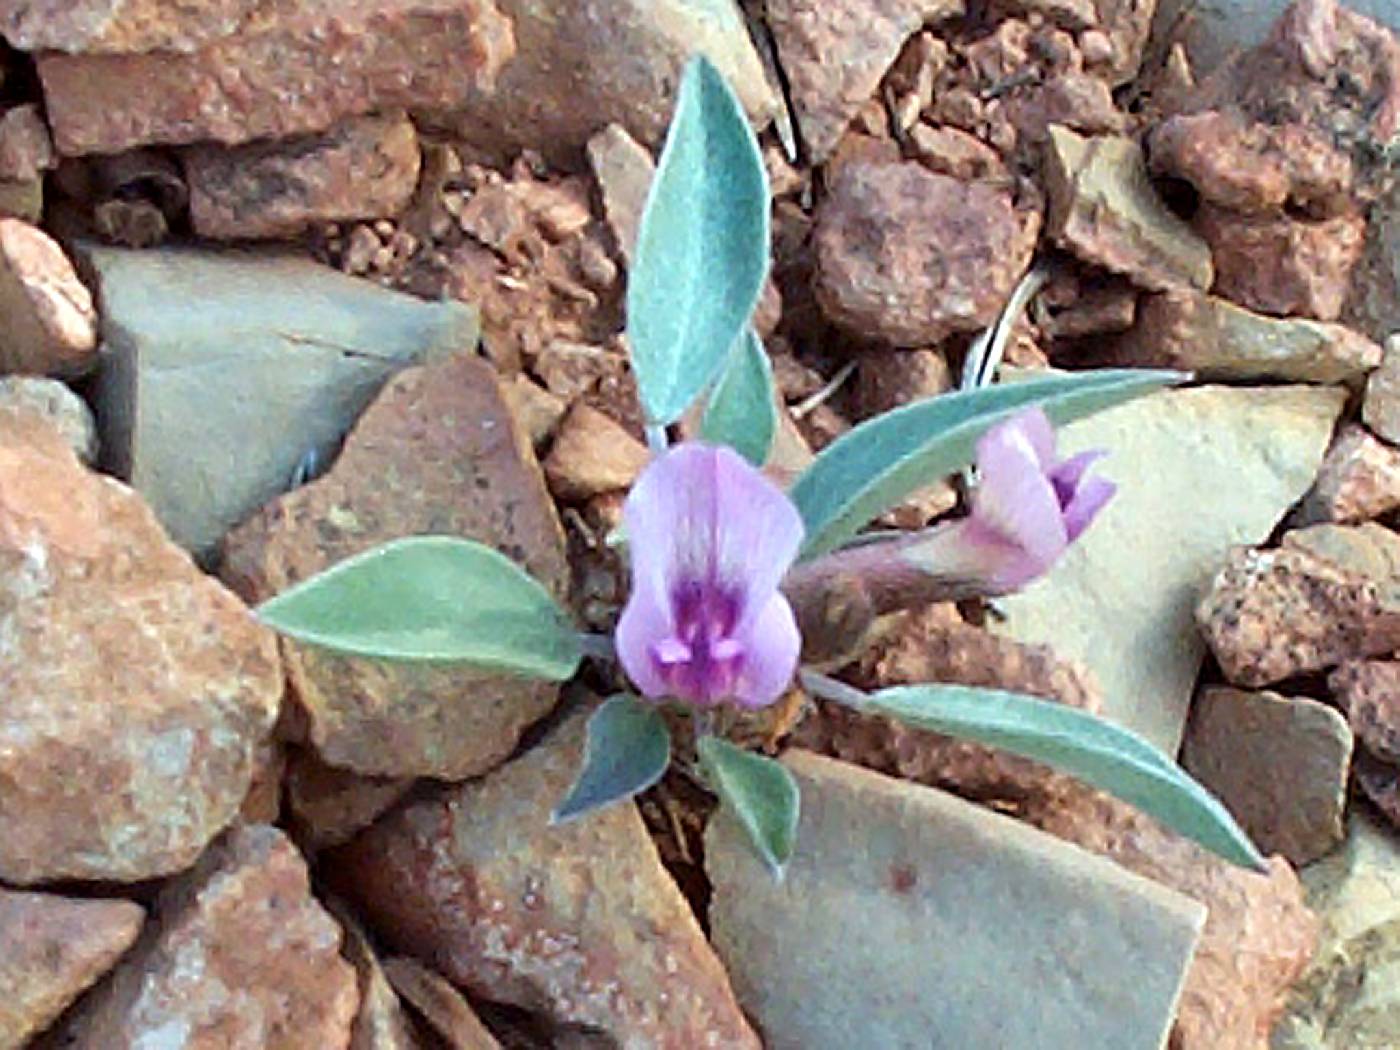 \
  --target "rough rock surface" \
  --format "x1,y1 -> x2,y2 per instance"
381,957 -> 500,1050
224,353 -> 569,780
328,708 -> 761,1048
185,113 -> 422,240
0,0 -> 264,53
0,218 -> 97,377
1197,524 -> 1400,688
285,749 -> 415,852
57,825 -> 359,1050
0,889 -> 145,1050
995,384 -> 1344,750
0,375 -> 97,463
766,0 -> 965,162
0,105 -> 54,182
814,159 -> 1036,346
708,751 -> 1206,1050
1181,686 -> 1352,866
1298,425 -> 1400,525
542,401 -> 649,501
1044,124 -> 1212,292
1363,335 -> 1400,445
1110,290 -> 1382,384
334,905 -> 424,1050
0,412 -> 281,884
1330,659 -> 1400,764
585,123 -> 653,267
1346,177 -> 1400,343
